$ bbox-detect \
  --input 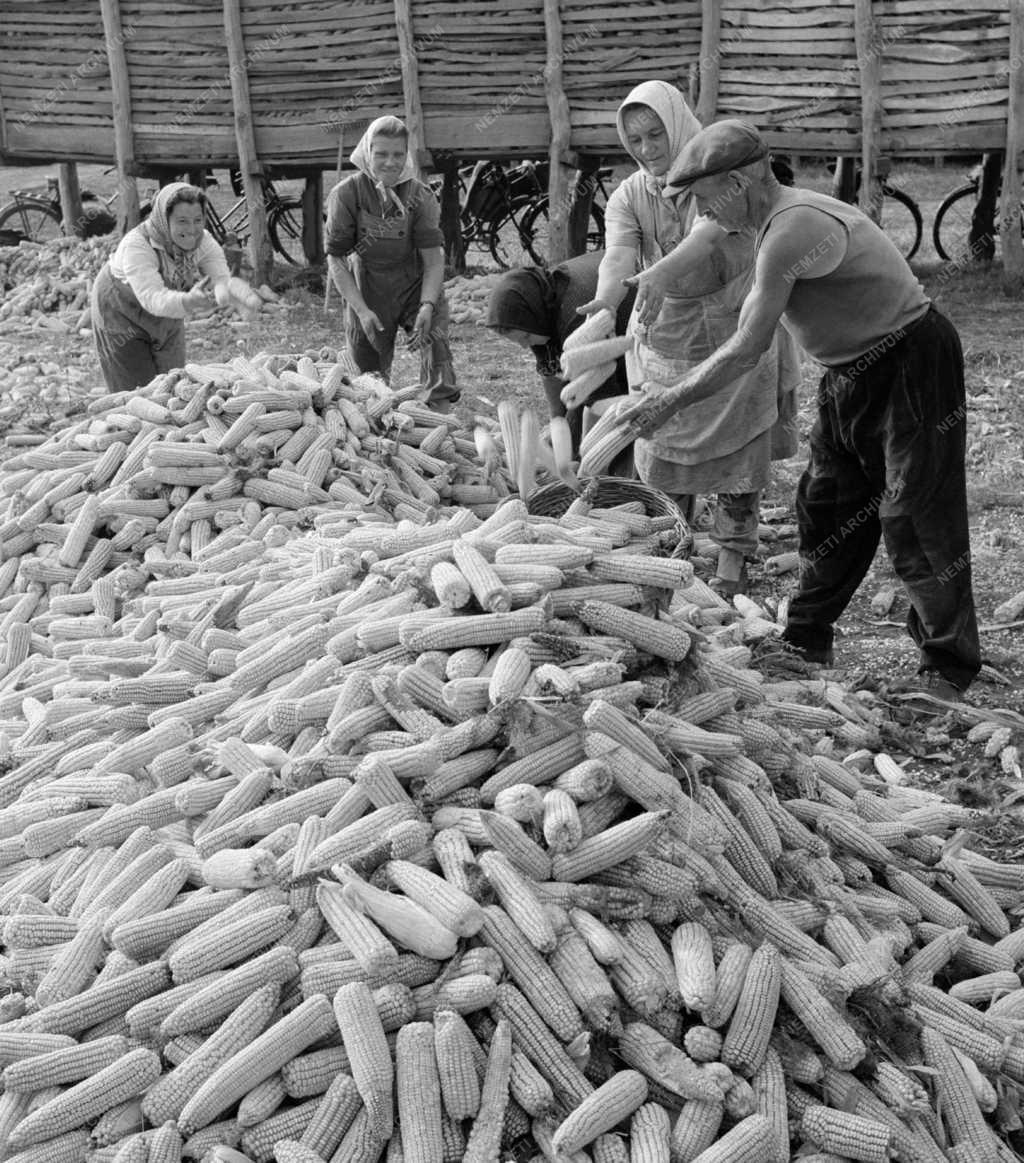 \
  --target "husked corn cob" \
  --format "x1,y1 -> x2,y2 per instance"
177,994 -> 334,1136
552,1070 -> 649,1156
433,1009 -> 482,1121
799,1105 -> 891,1163
779,959 -> 866,1070
332,981 -> 394,1139
8,1047 -> 161,1150
395,1021 -> 444,1163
